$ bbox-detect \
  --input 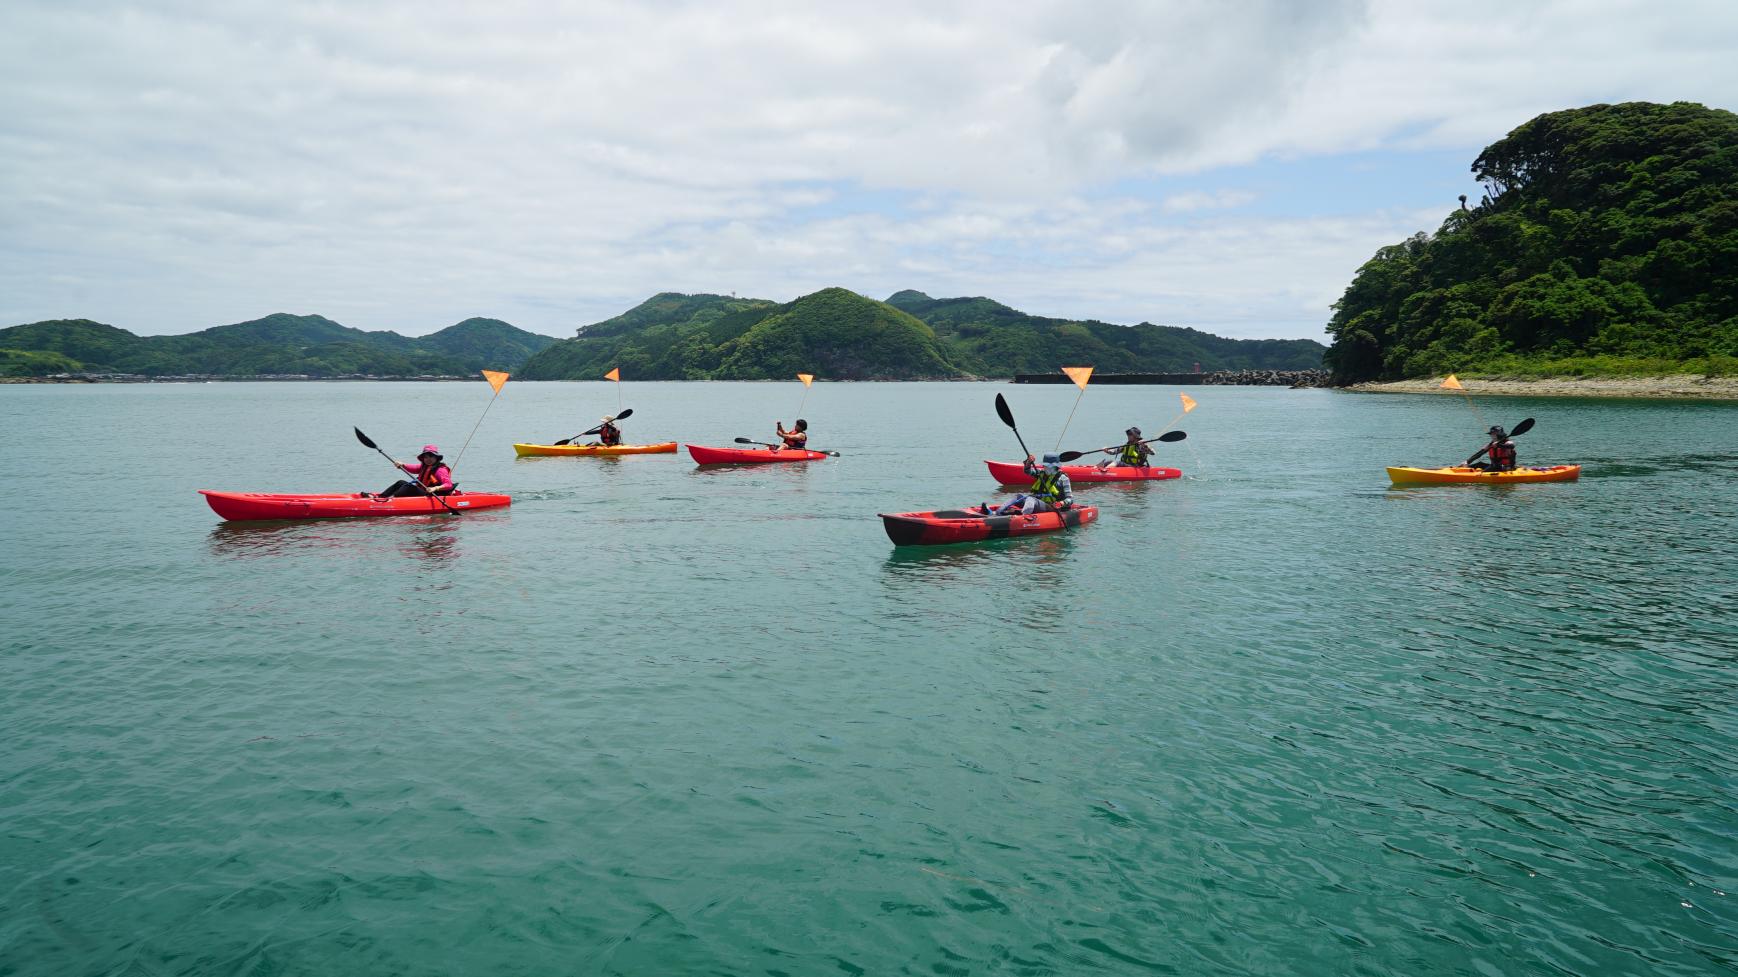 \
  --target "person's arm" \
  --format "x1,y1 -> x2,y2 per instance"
431,465 -> 454,492
1023,455 -> 1038,476
1058,474 -> 1073,507
399,460 -> 422,476
1465,444 -> 1491,465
